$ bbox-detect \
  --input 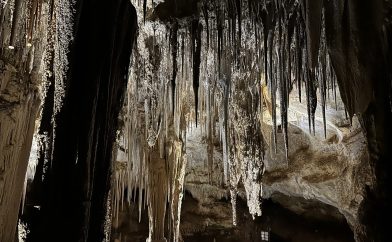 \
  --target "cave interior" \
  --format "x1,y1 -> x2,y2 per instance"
0,0 -> 391,241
